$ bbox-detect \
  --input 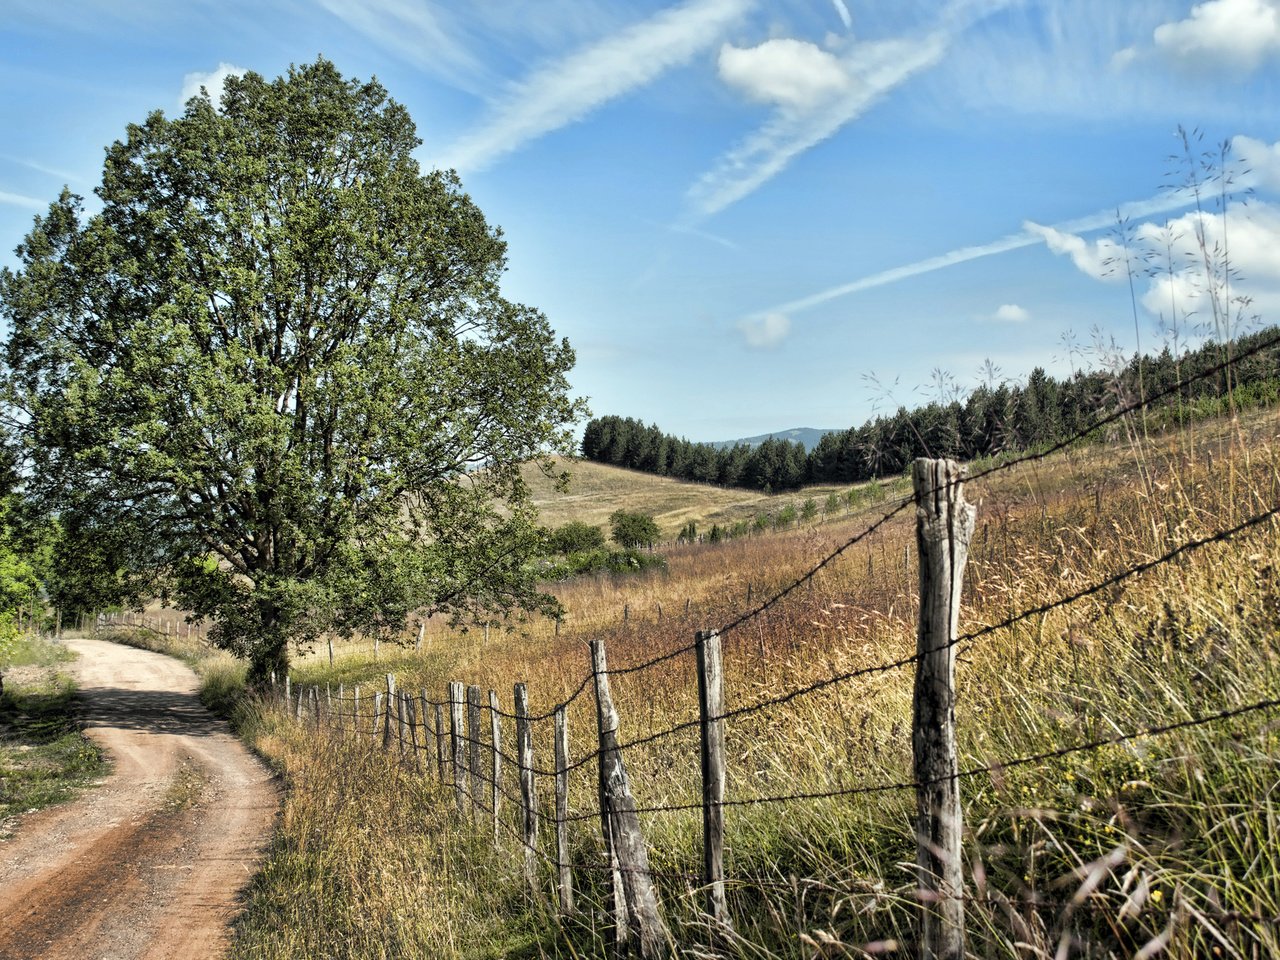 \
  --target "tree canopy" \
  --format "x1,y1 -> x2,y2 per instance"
0,59 -> 583,680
